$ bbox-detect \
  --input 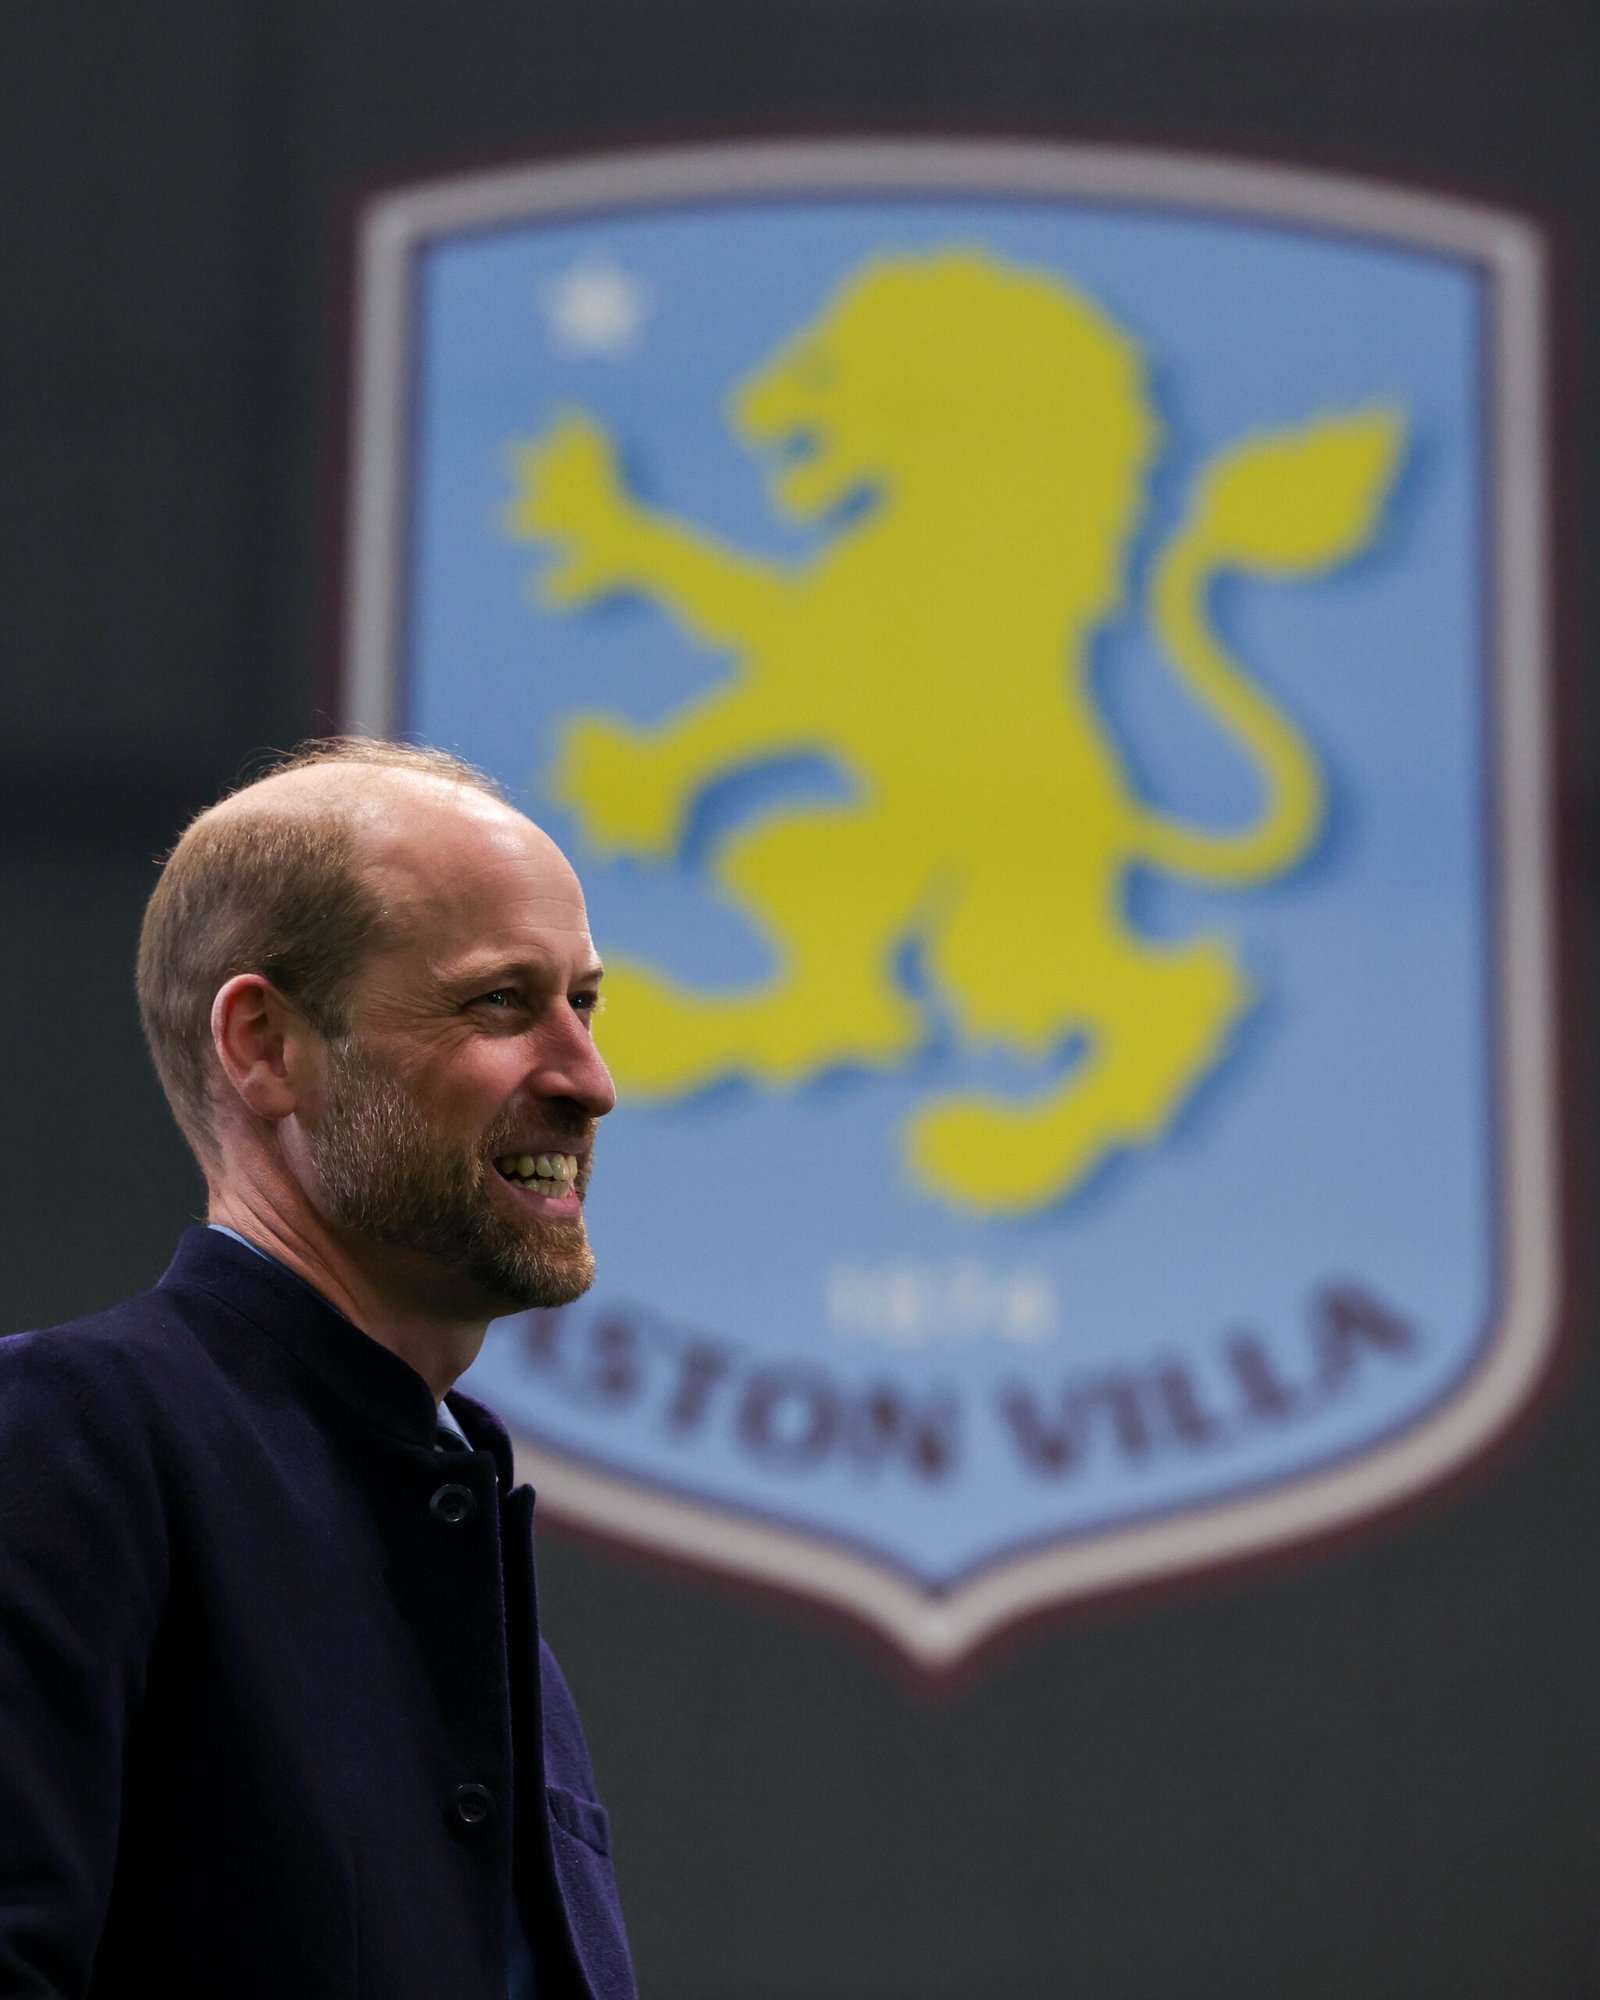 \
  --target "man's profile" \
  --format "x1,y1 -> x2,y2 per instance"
0,738 -> 636,1998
